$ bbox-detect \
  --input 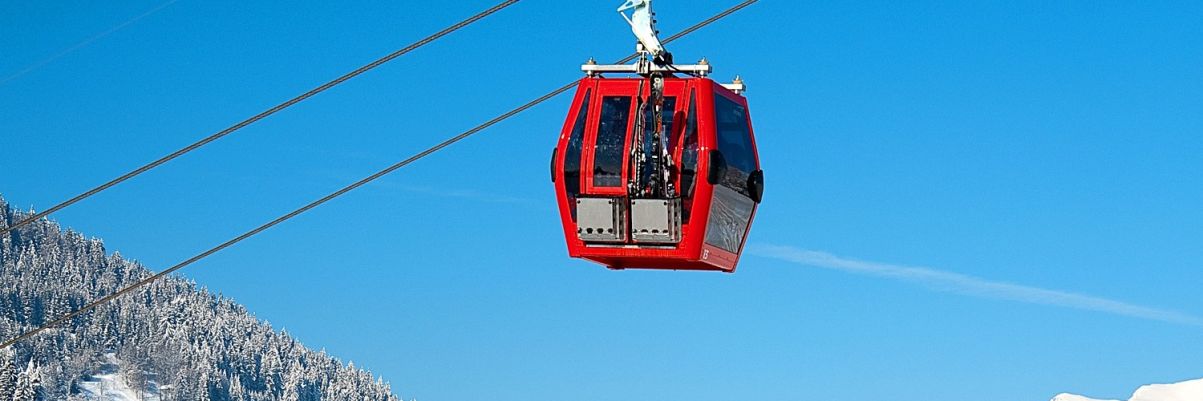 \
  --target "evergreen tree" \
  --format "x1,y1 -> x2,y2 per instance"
0,348 -> 16,400
0,196 -> 405,401
12,361 -> 35,401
